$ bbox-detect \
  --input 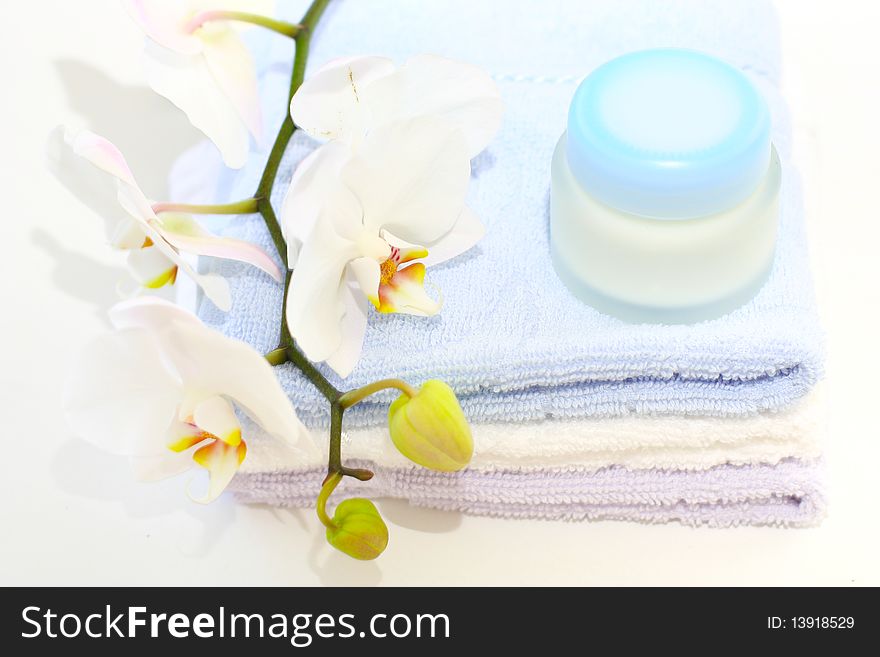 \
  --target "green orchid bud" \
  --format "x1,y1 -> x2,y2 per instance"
387,380 -> 474,472
326,498 -> 389,561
